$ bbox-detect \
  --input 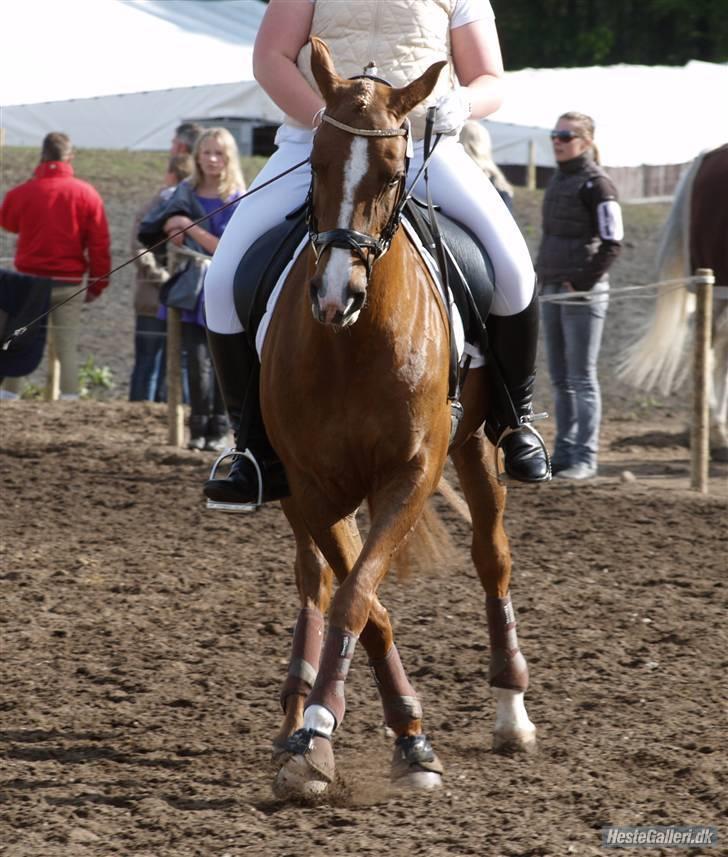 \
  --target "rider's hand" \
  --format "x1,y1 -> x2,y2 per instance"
432,87 -> 471,136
